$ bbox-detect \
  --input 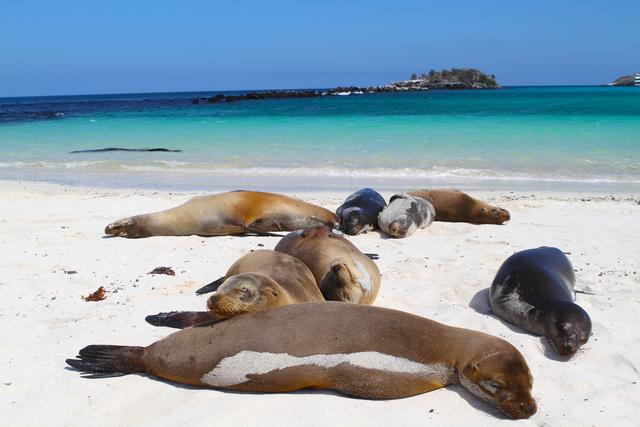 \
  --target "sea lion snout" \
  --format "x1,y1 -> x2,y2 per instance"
501,395 -> 537,419
104,217 -> 140,237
